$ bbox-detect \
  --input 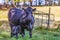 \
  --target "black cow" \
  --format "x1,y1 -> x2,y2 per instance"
8,7 -> 36,39
19,6 -> 36,38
